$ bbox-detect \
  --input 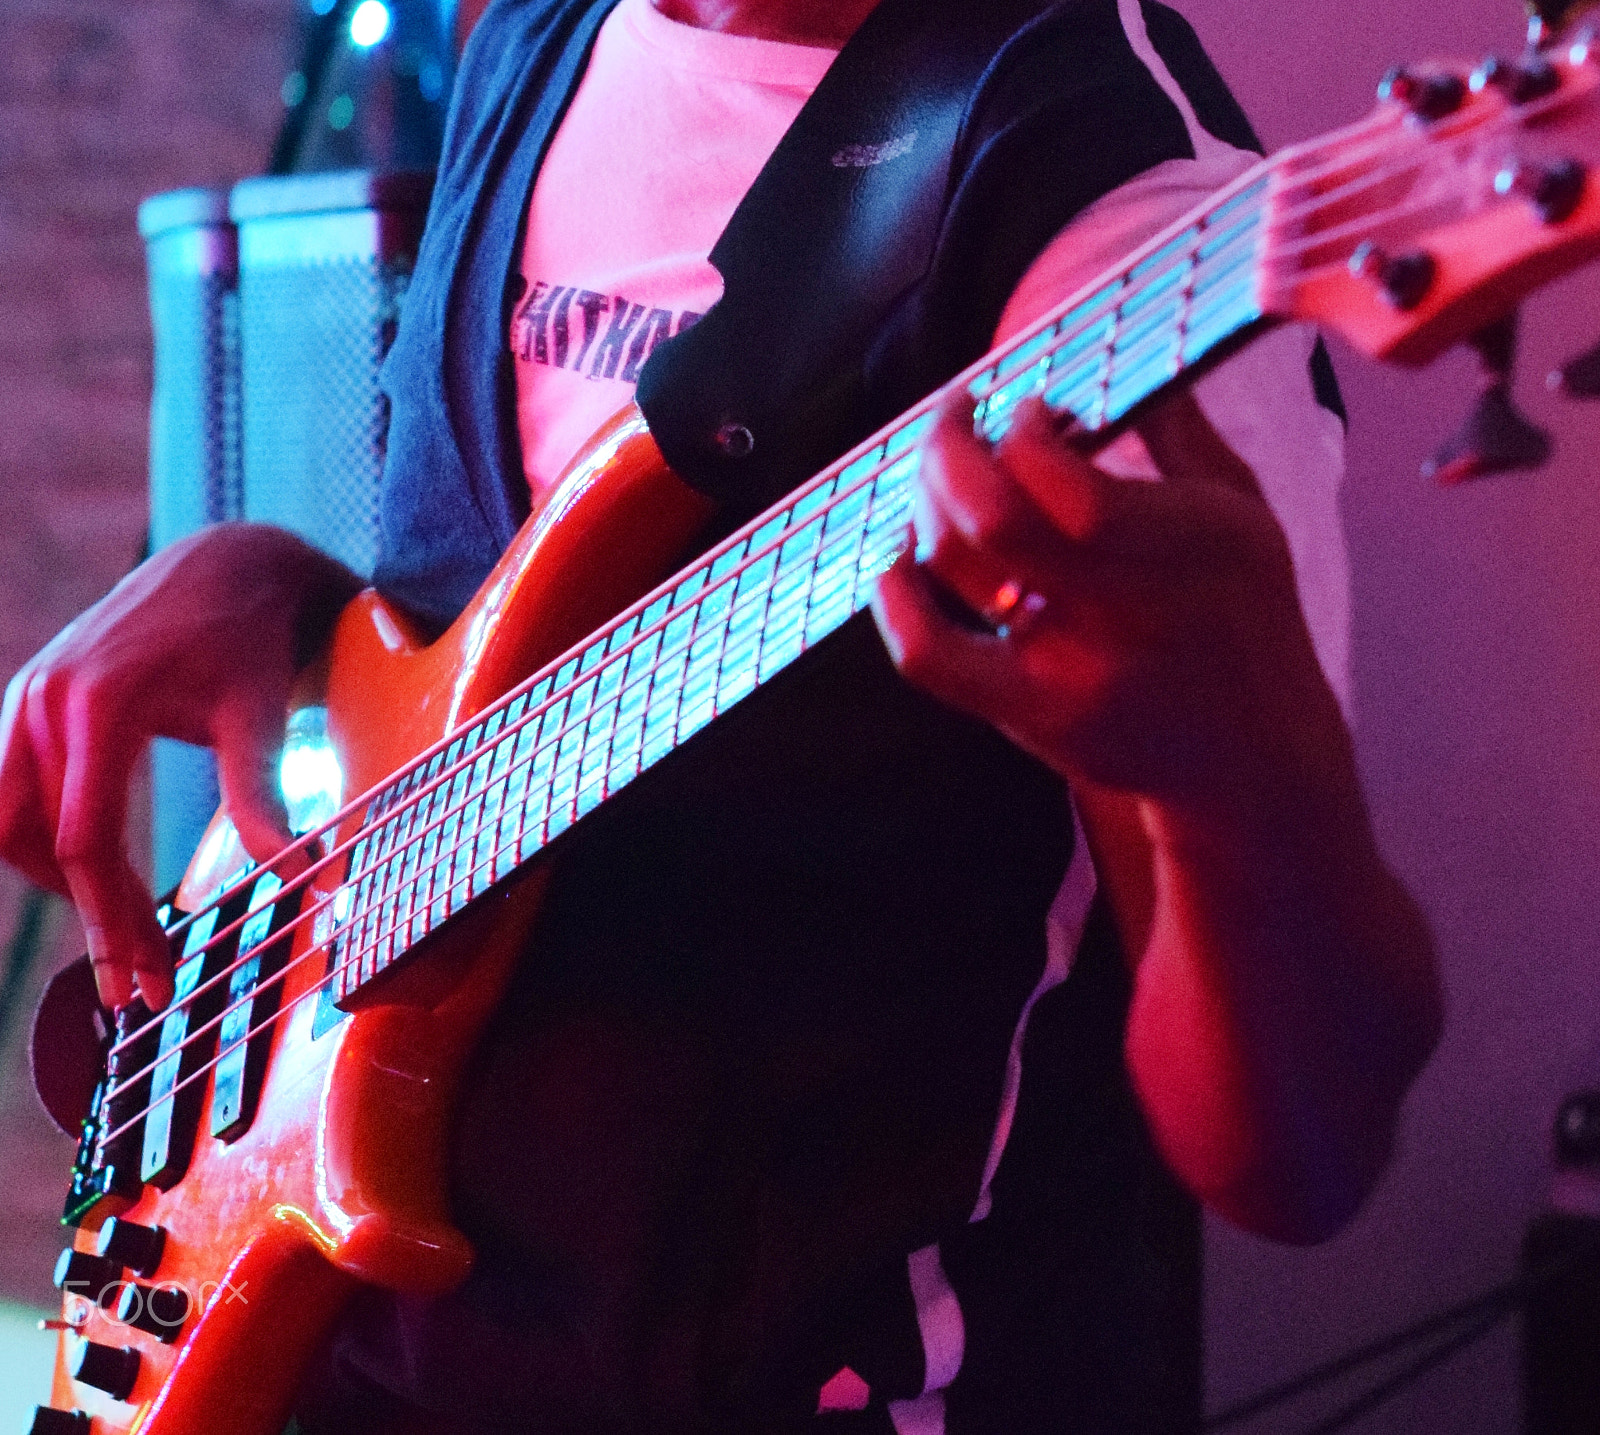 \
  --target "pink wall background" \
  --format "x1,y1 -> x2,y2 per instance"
1178,0 -> 1600,1429
0,0 -> 291,1340
3,1 -> 1600,1430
